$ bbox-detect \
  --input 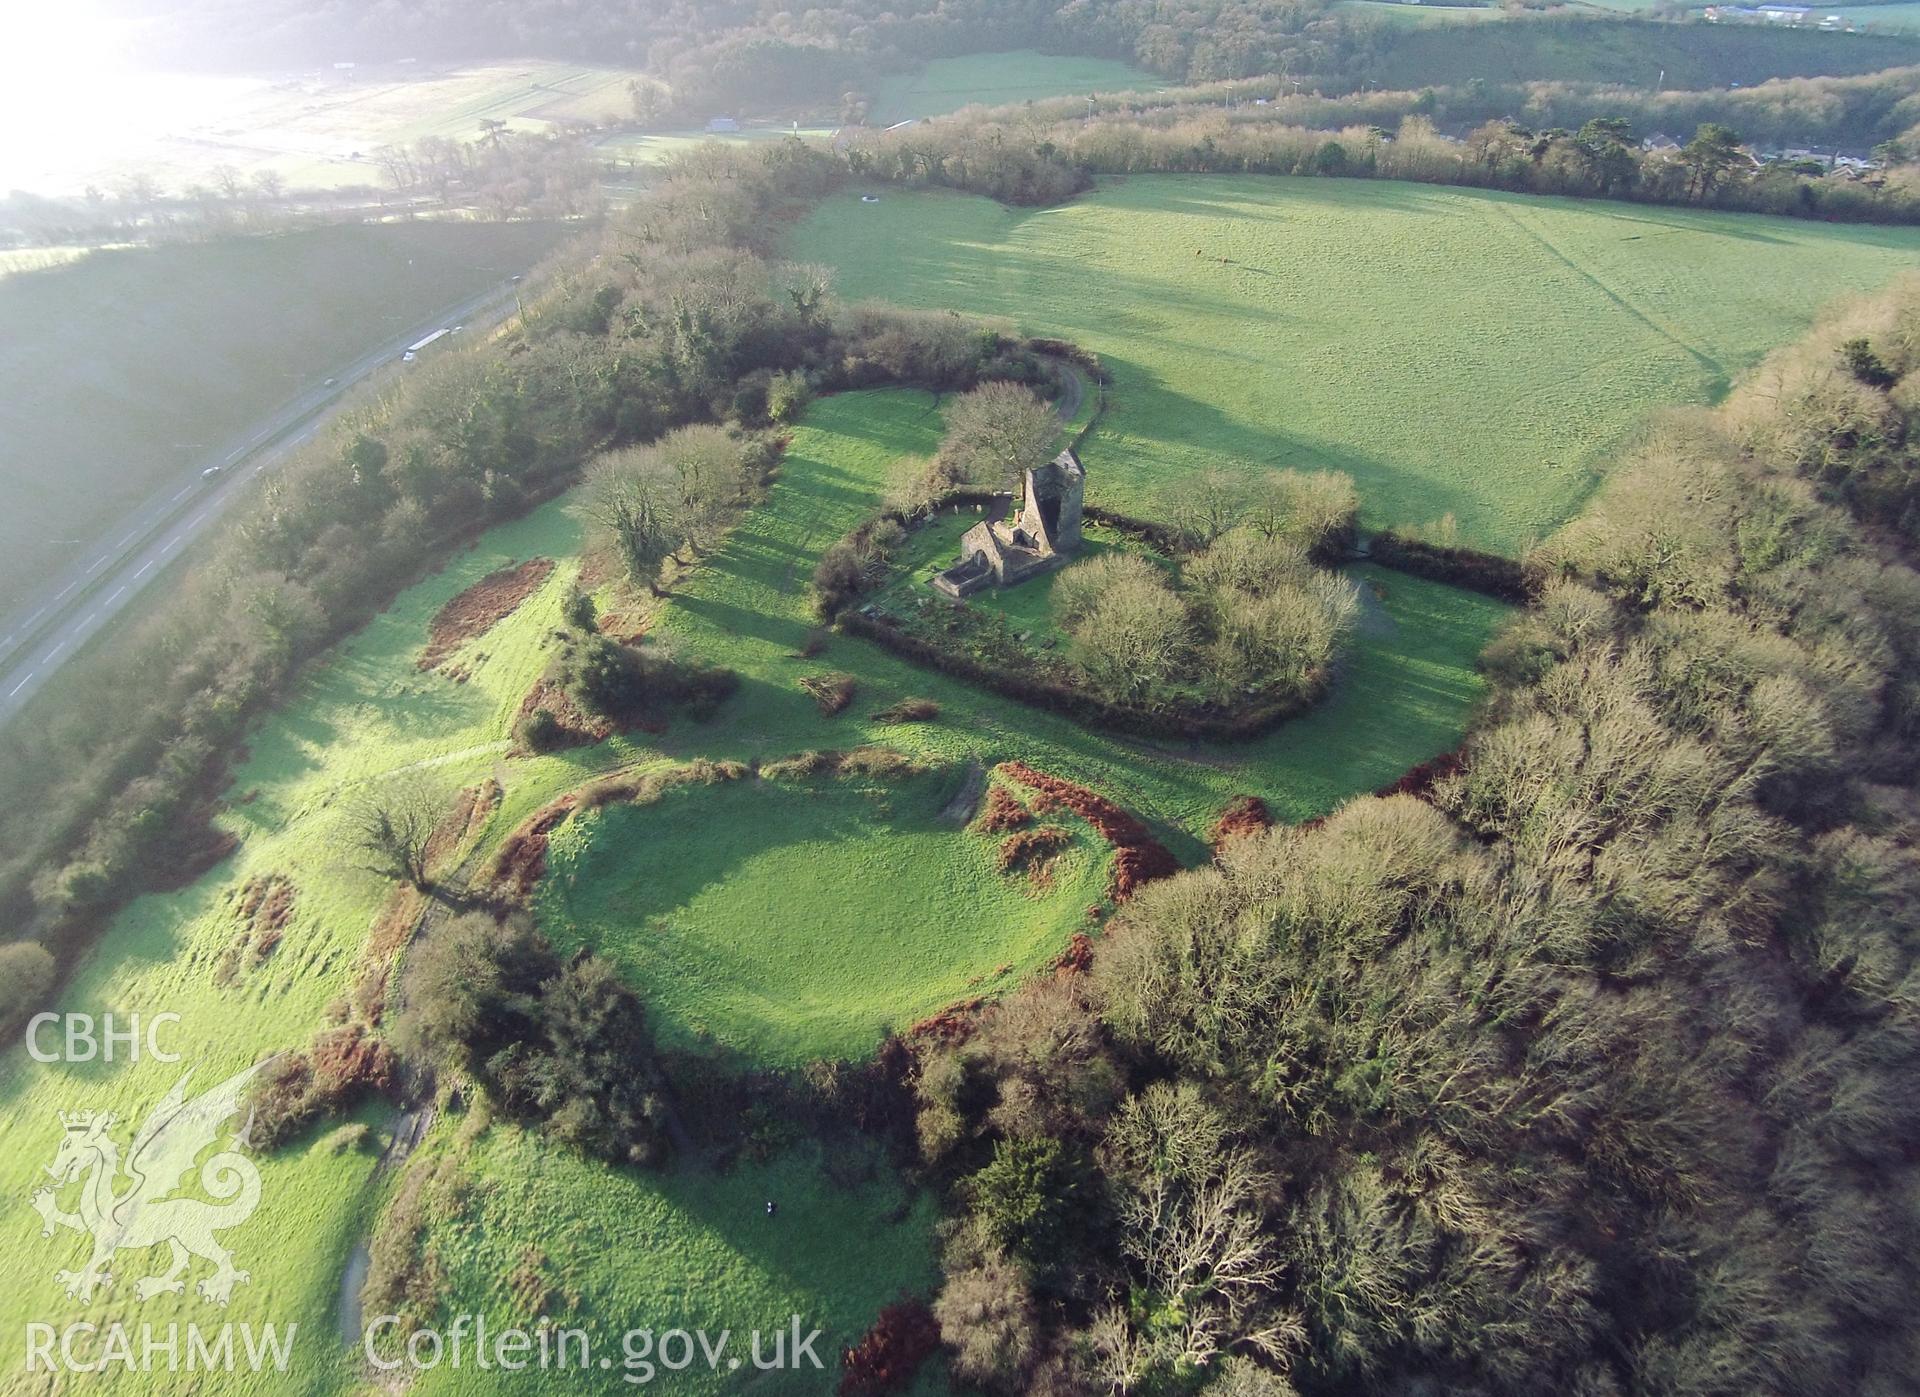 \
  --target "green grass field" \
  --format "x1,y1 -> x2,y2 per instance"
540,769 -> 1107,1064
0,219 -> 569,610
791,176 -> 1920,552
872,50 -> 1166,123
415,1127 -> 941,1397
1367,14 -> 1920,86
1820,3 -> 1920,32
596,125 -> 837,169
